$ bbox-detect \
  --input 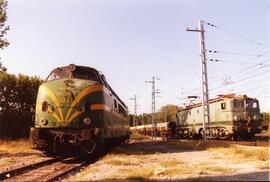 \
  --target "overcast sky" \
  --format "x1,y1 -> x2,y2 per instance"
1,0 -> 270,113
